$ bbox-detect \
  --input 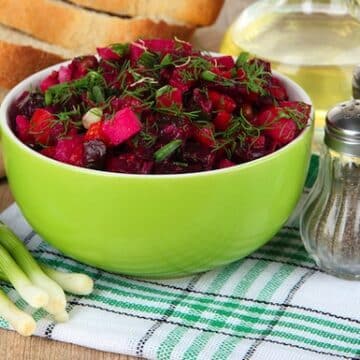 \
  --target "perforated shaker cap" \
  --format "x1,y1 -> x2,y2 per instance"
325,100 -> 360,157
